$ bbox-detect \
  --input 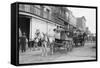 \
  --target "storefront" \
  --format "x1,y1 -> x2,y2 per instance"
29,16 -> 58,41
19,15 -> 31,40
19,12 -> 66,42
30,18 -> 48,40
